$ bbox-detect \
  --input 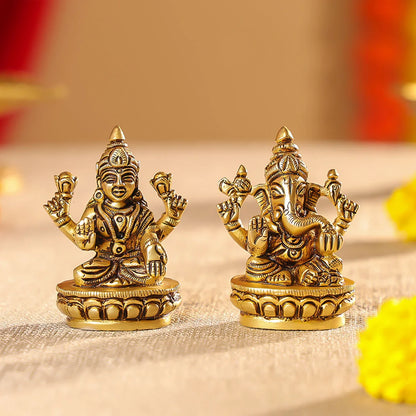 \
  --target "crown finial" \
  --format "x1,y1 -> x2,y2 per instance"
272,125 -> 298,156
237,164 -> 247,177
109,125 -> 125,144
266,125 -> 306,181
275,126 -> 294,143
